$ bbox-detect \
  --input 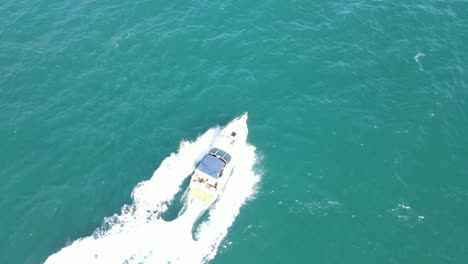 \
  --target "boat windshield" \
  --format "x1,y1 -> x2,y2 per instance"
197,154 -> 226,179
209,148 -> 232,164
